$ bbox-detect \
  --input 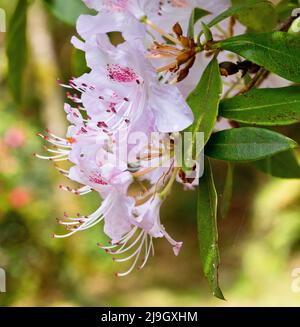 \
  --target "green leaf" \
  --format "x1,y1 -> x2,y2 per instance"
198,157 -> 225,300
206,127 -> 298,162
275,0 -> 299,21
6,0 -> 28,103
184,57 -> 222,171
188,7 -> 210,38
231,0 -> 277,32
44,0 -> 92,26
220,163 -> 234,219
215,32 -> 300,83
253,150 -> 300,179
71,49 -> 89,76
220,86 -> 300,126
206,1 -> 274,30
187,57 -> 222,145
